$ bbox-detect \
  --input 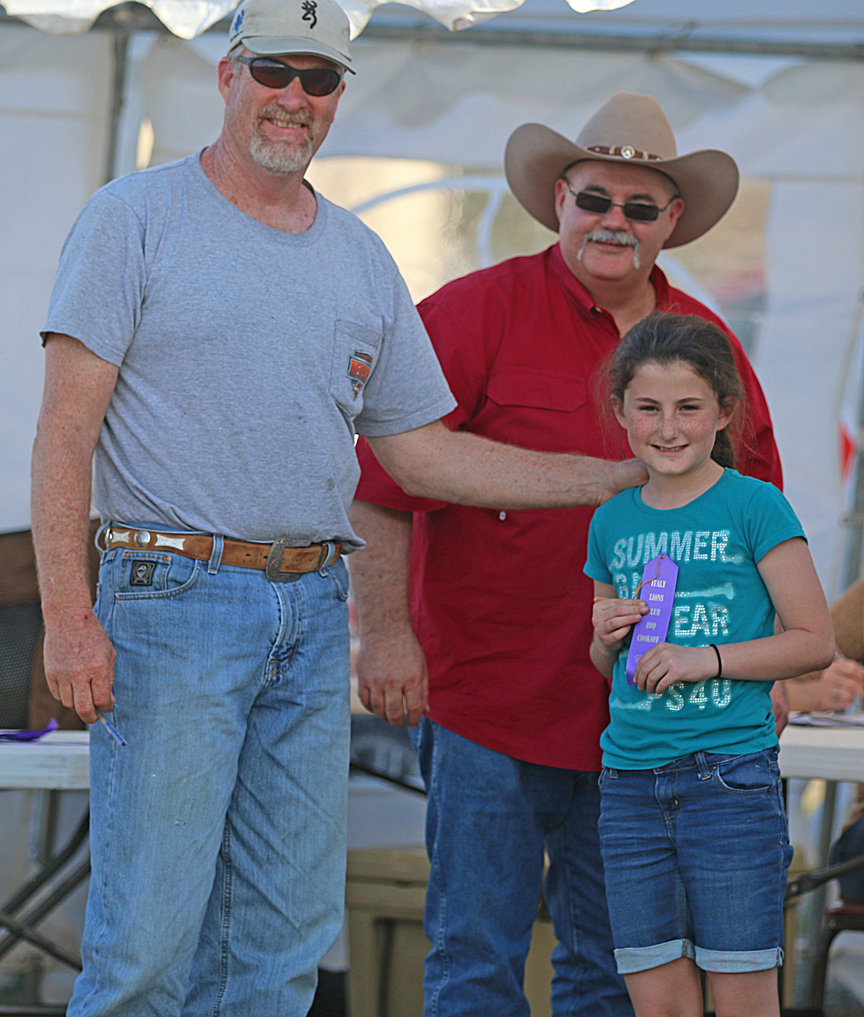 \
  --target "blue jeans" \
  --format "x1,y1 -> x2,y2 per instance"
598,748 -> 793,975
413,719 -> 632,1017
68,536 -> 351,1017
